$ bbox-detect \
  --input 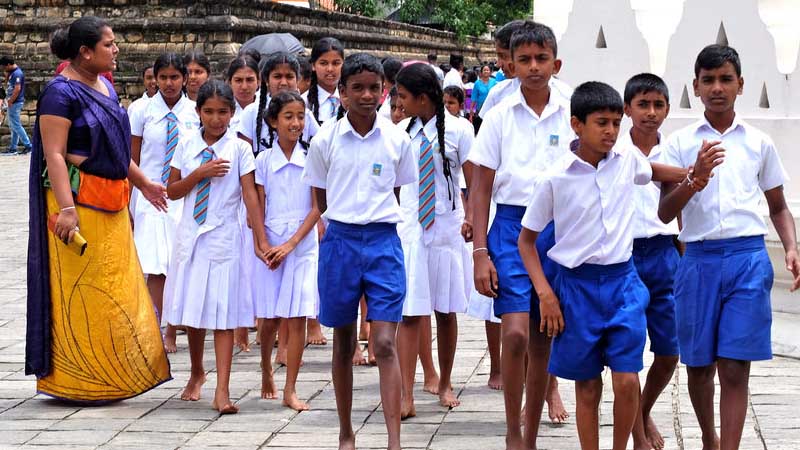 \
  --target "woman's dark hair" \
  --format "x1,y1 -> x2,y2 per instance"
153,52 -> 188,79
264,91 -> 309,152
443,85 -> 465,106
466,70 -> 478,84
50,16 -> 110,60
396,62 -> 455,209
196,79 -> 236,112
254,51 -> 302,156
298,56 -> 312,81
307,37 -> 345,123
183,50 -> 211,75
382,57 -> 403,85
226,55 -> 259,82
238,47 -> 262,67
